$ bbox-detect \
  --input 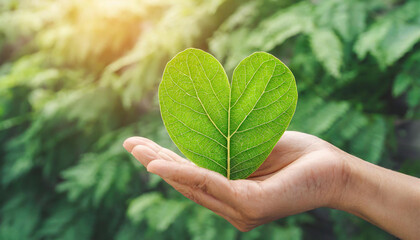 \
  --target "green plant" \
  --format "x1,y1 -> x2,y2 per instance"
1,0 -> 418,239
160,48 -> 297,179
